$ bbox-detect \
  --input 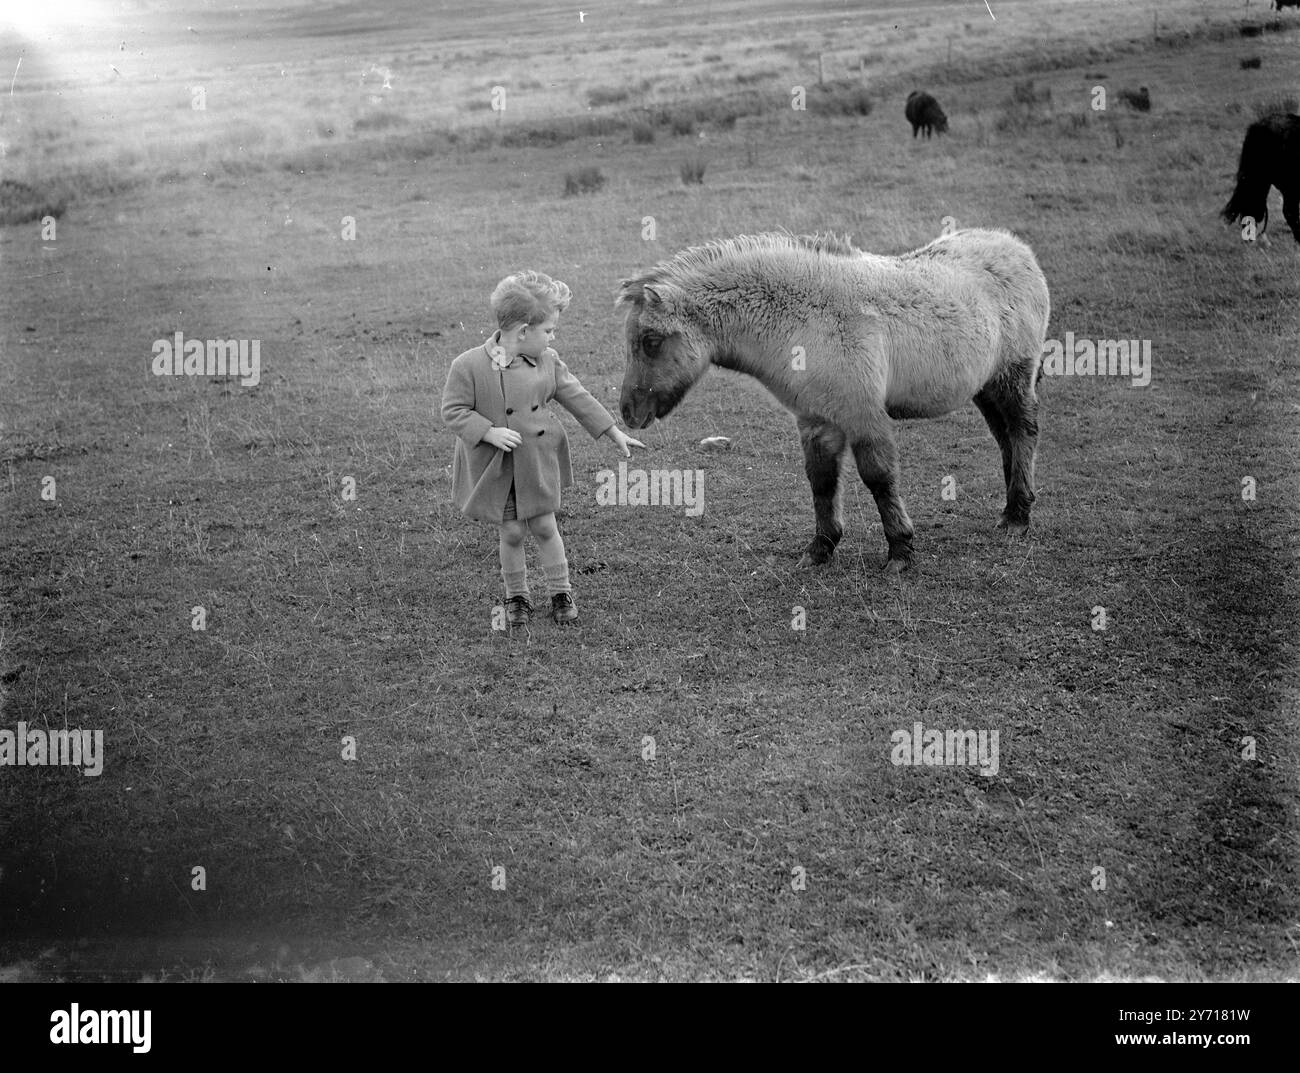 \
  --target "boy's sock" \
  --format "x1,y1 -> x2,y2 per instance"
540,558 -> 571,596
502,569 -> 530,599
